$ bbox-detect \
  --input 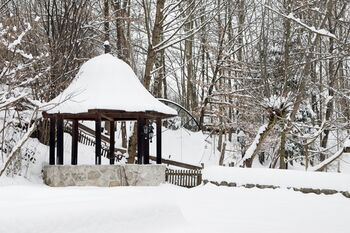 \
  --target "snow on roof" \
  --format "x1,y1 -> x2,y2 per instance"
46,54 -> 177,116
